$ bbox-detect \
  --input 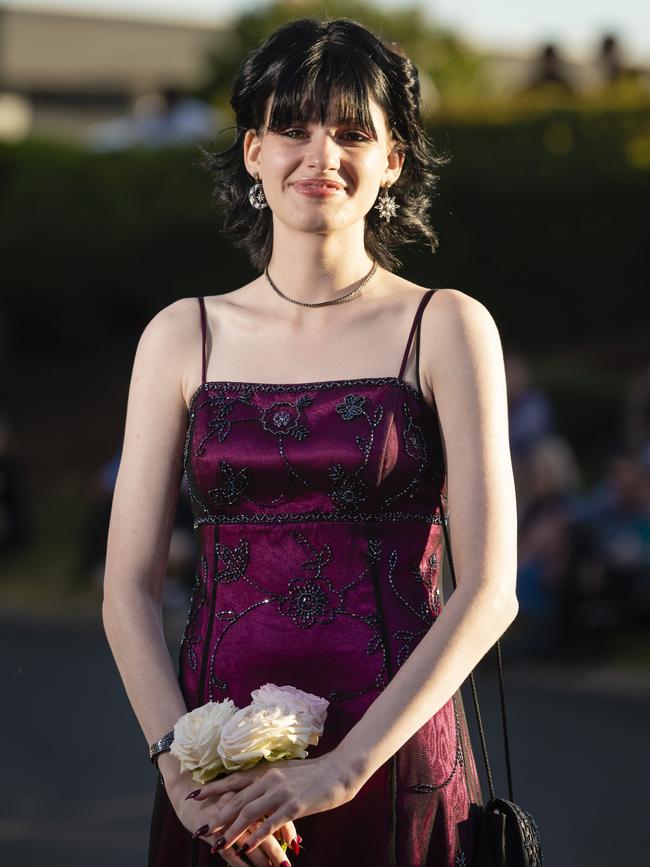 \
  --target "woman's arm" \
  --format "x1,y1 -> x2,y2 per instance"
103,298 -> 302,862
332,287 -> 520,789
102,297 -> 198,792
